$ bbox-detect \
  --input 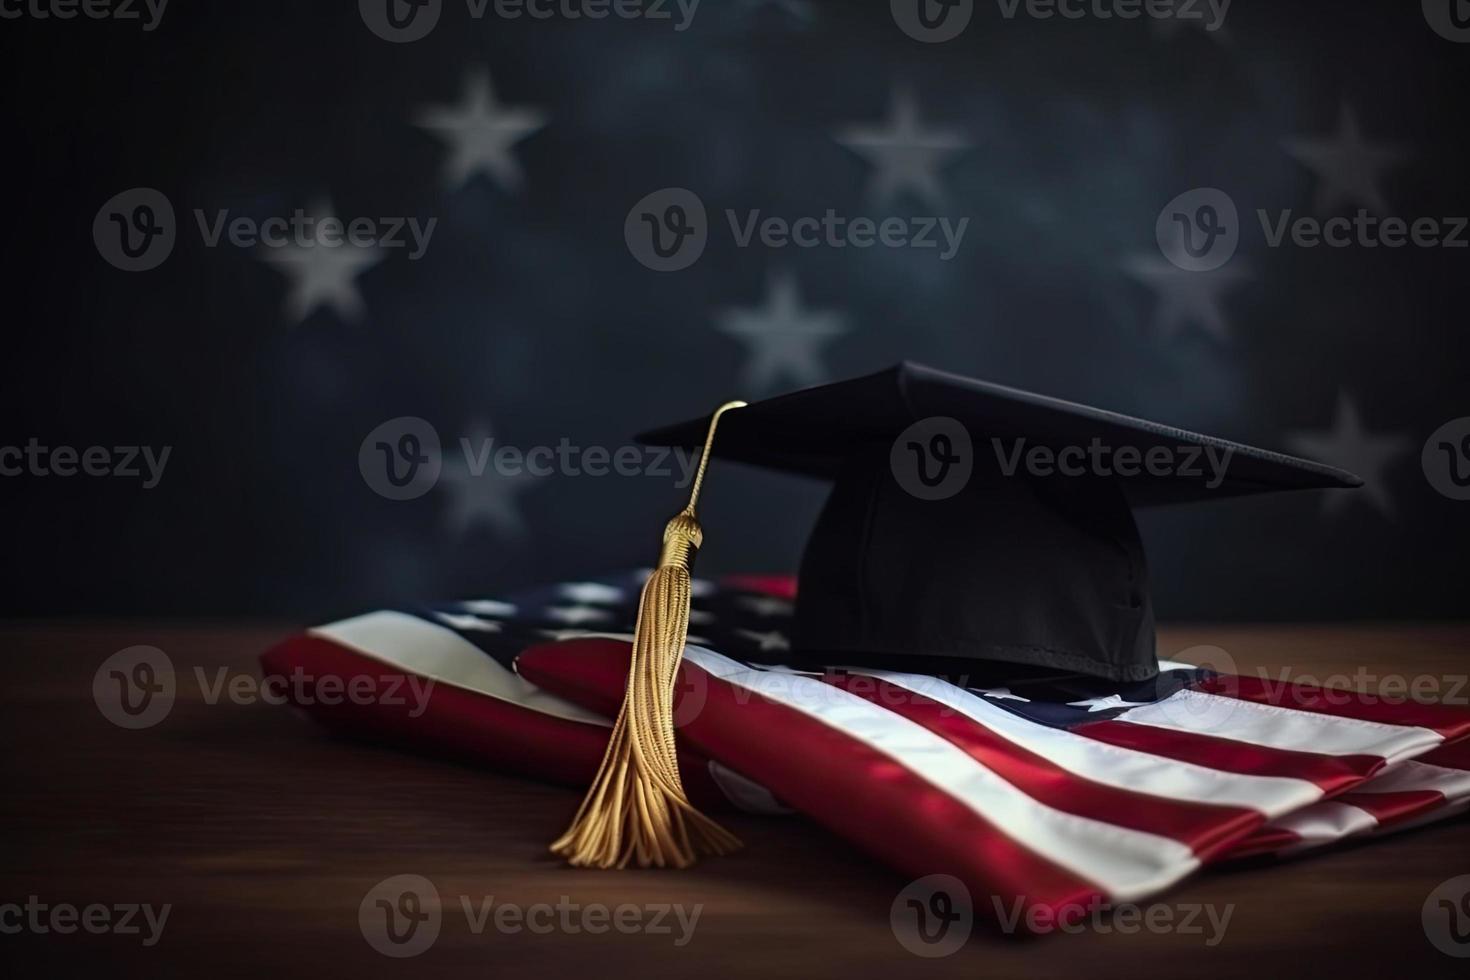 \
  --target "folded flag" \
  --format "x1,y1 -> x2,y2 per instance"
258,571 -> 792,814
262,571 -> 1470,926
